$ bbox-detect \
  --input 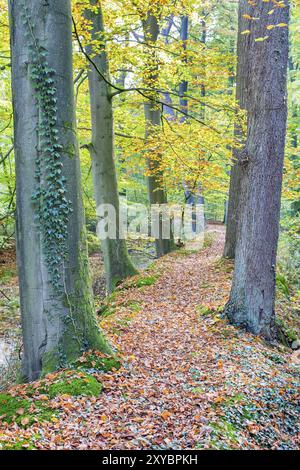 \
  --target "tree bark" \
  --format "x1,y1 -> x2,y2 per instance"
85,1 -> 137,292
180,16 -> 204,223
288,58 -> 299,215
142,12 -> 172,258
9,0 -> 112,381
179,16 -> 189,119
223,1 -> 249,259
225,1 -> 290,340
200,12 -> 206,121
